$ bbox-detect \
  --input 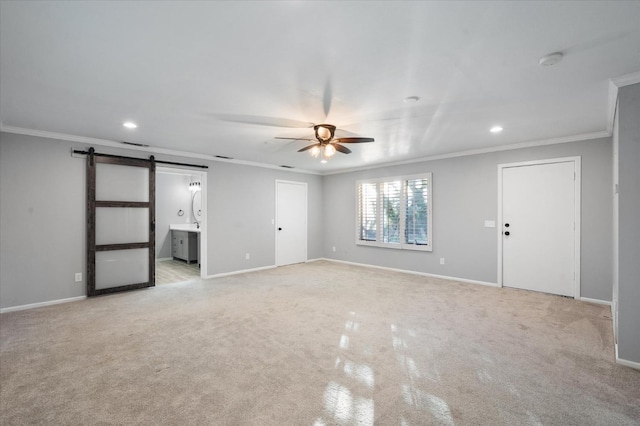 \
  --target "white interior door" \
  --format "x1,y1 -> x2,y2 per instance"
276,180 -> 307,266
500,159 -> 579,297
